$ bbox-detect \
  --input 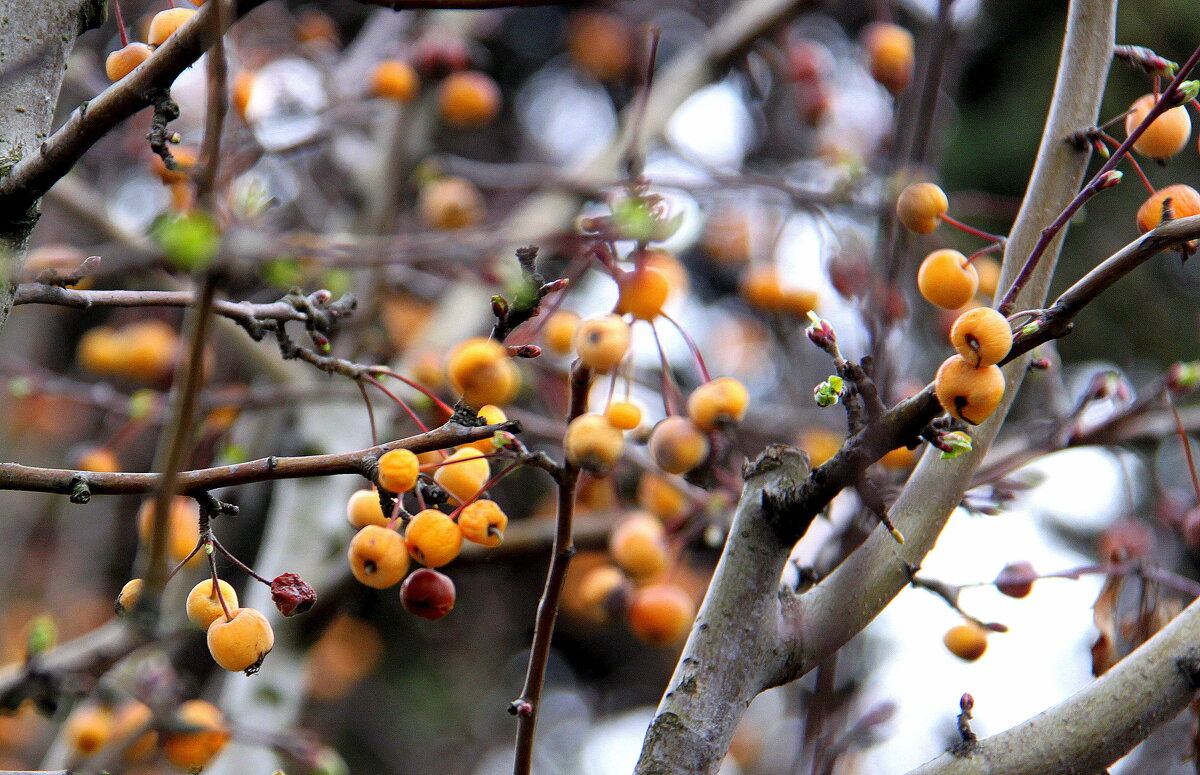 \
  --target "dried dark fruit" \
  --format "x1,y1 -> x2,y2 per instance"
270,573 -> 316,617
